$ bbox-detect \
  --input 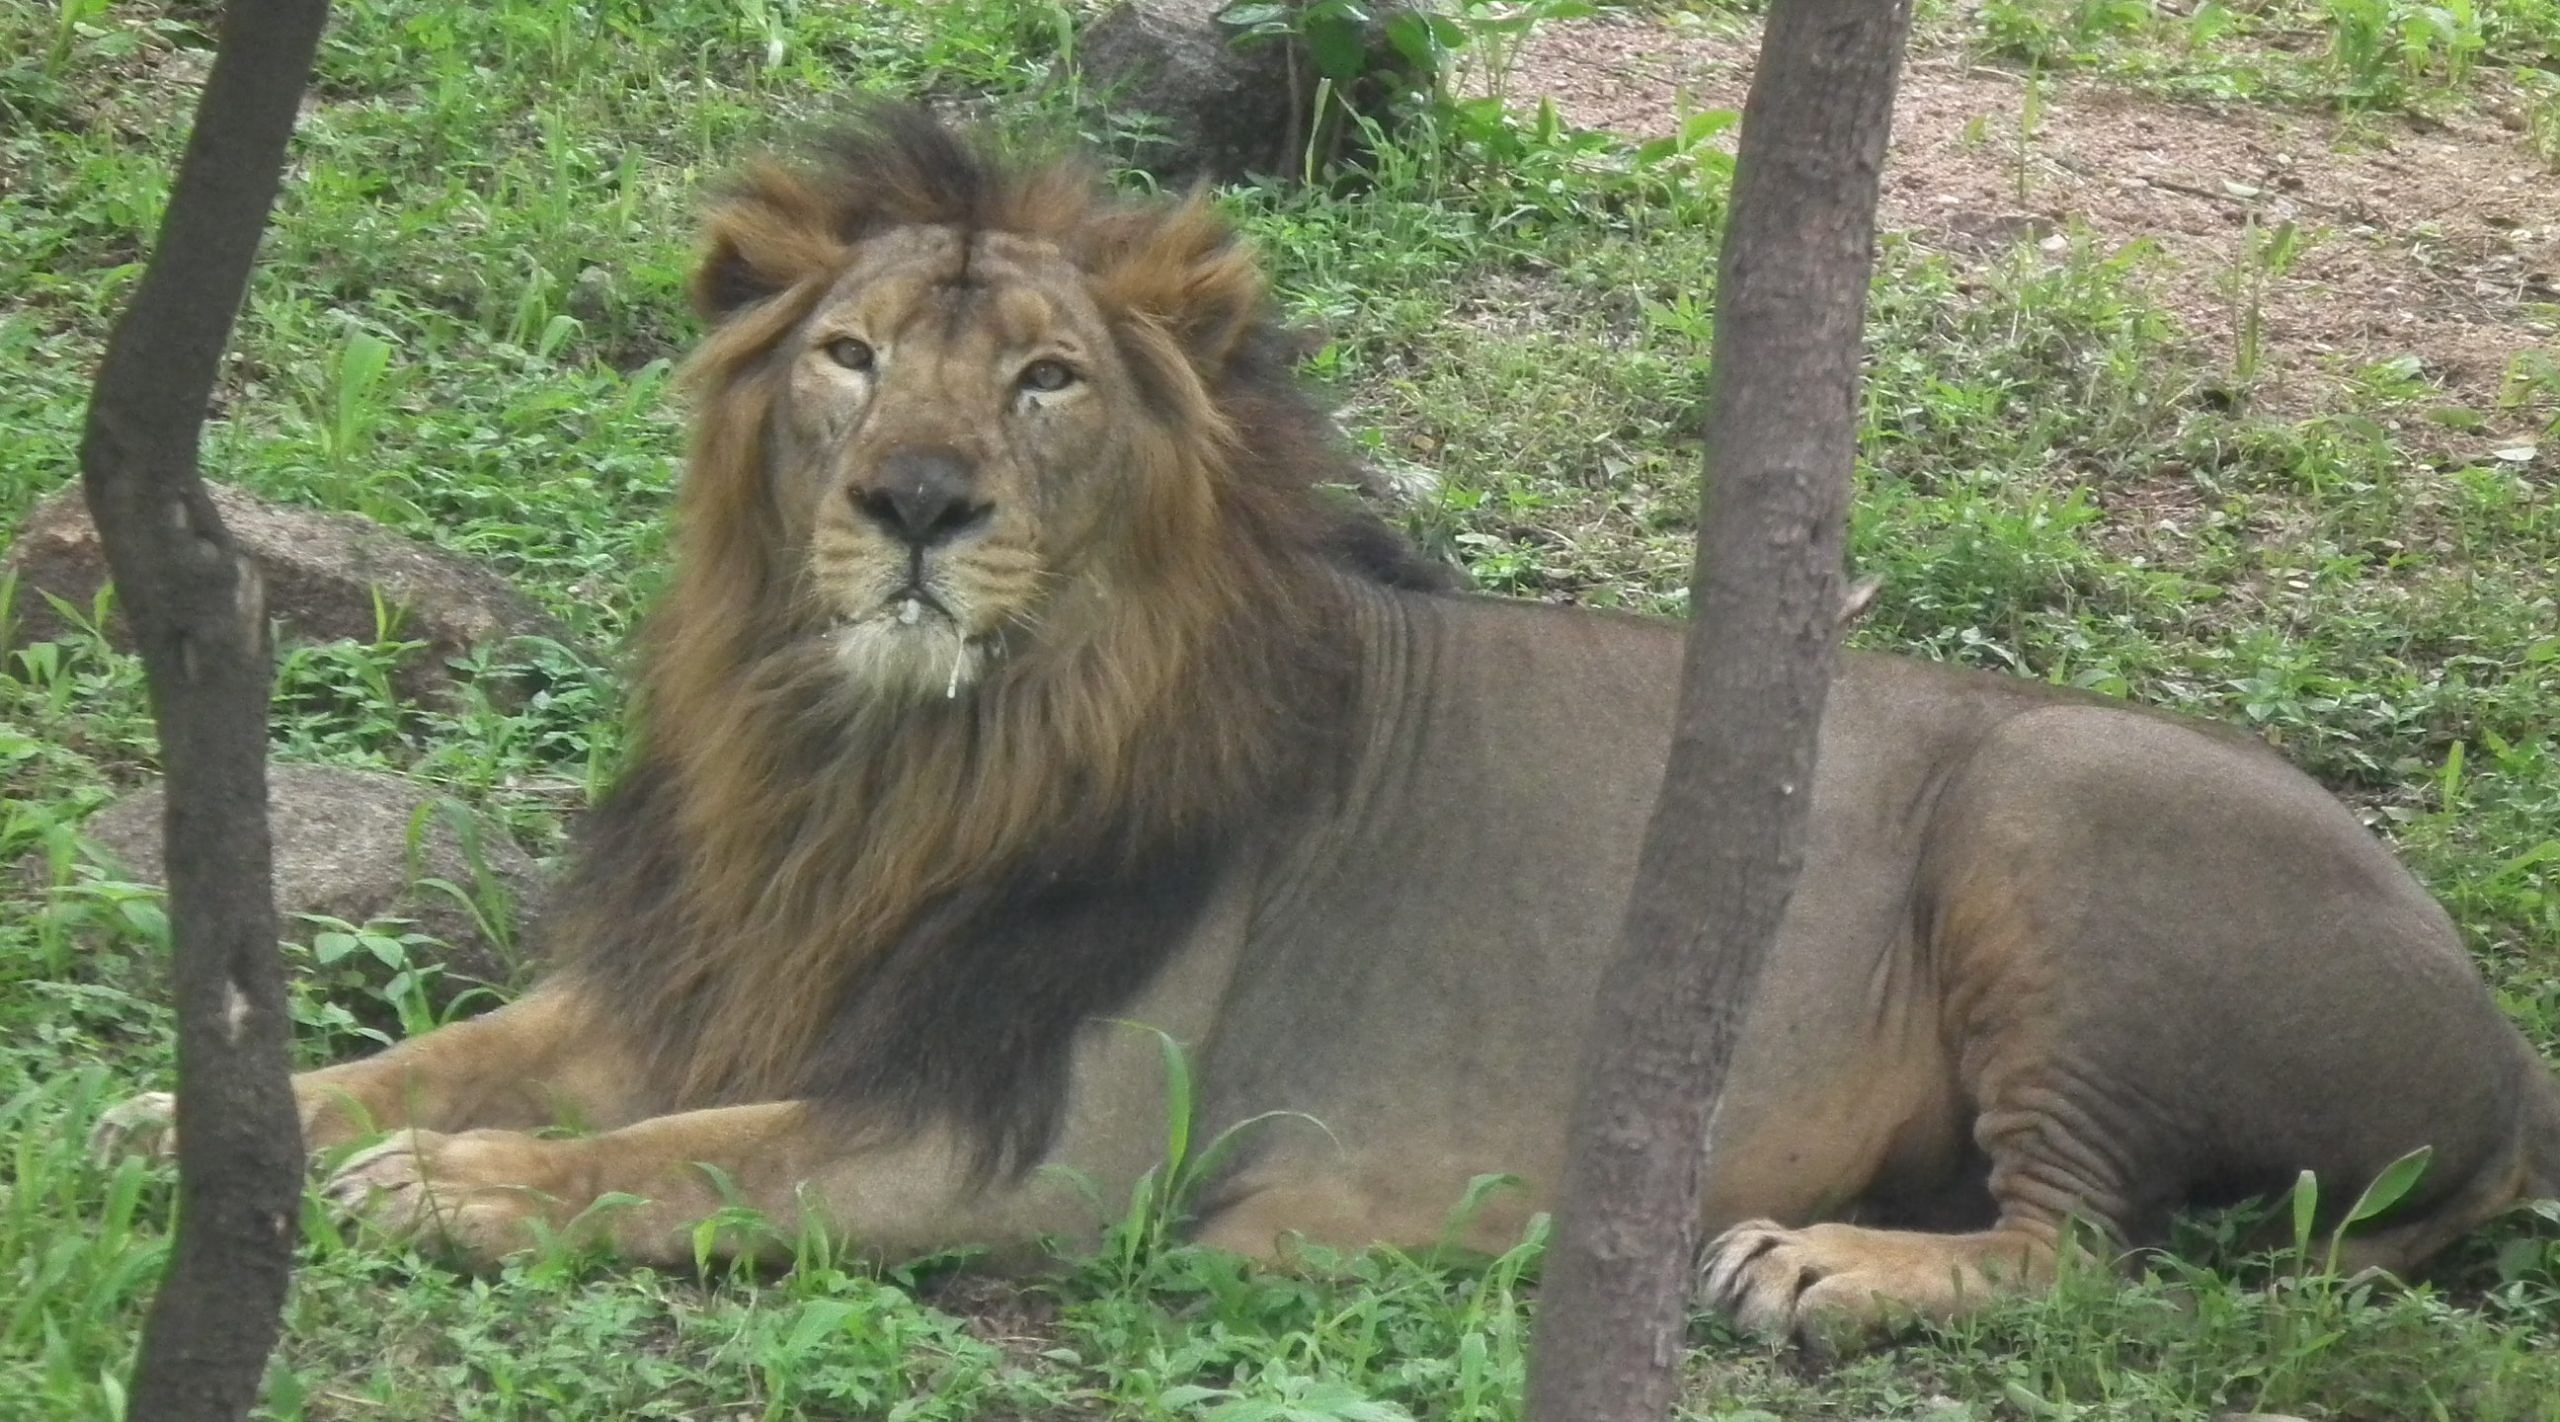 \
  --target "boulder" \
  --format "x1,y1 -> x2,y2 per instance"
2,482 -> 573,705
1077,0 -> 1428,185
75,764 -> 547,1022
